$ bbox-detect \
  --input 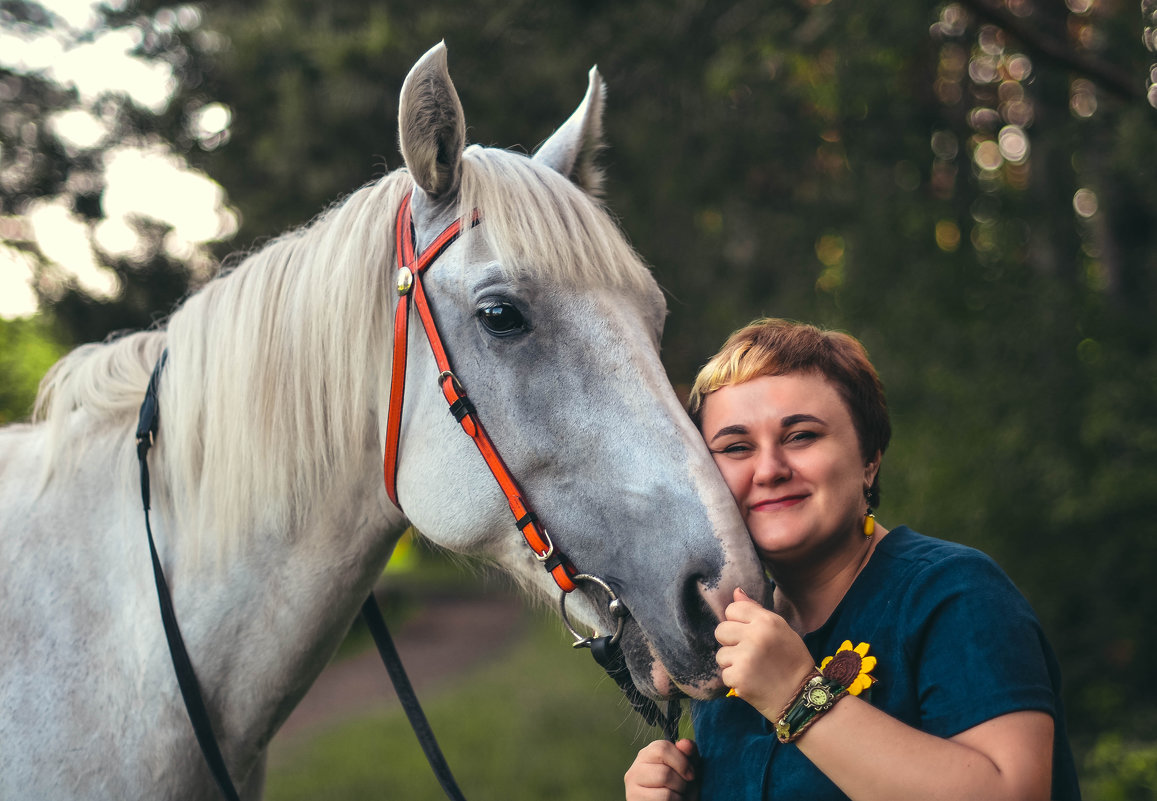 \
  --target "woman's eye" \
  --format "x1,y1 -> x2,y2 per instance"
713,442 -> 752,456
786,431 -> 818,445
477,303 -> 527,336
